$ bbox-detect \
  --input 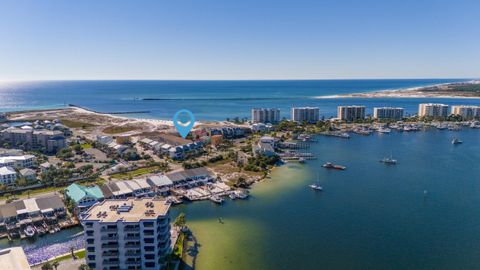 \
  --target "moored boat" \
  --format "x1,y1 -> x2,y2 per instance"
322,162 -> 346,170
210,195 -> 224,204
452,138 -> 463,145
234,190 -> 249,199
